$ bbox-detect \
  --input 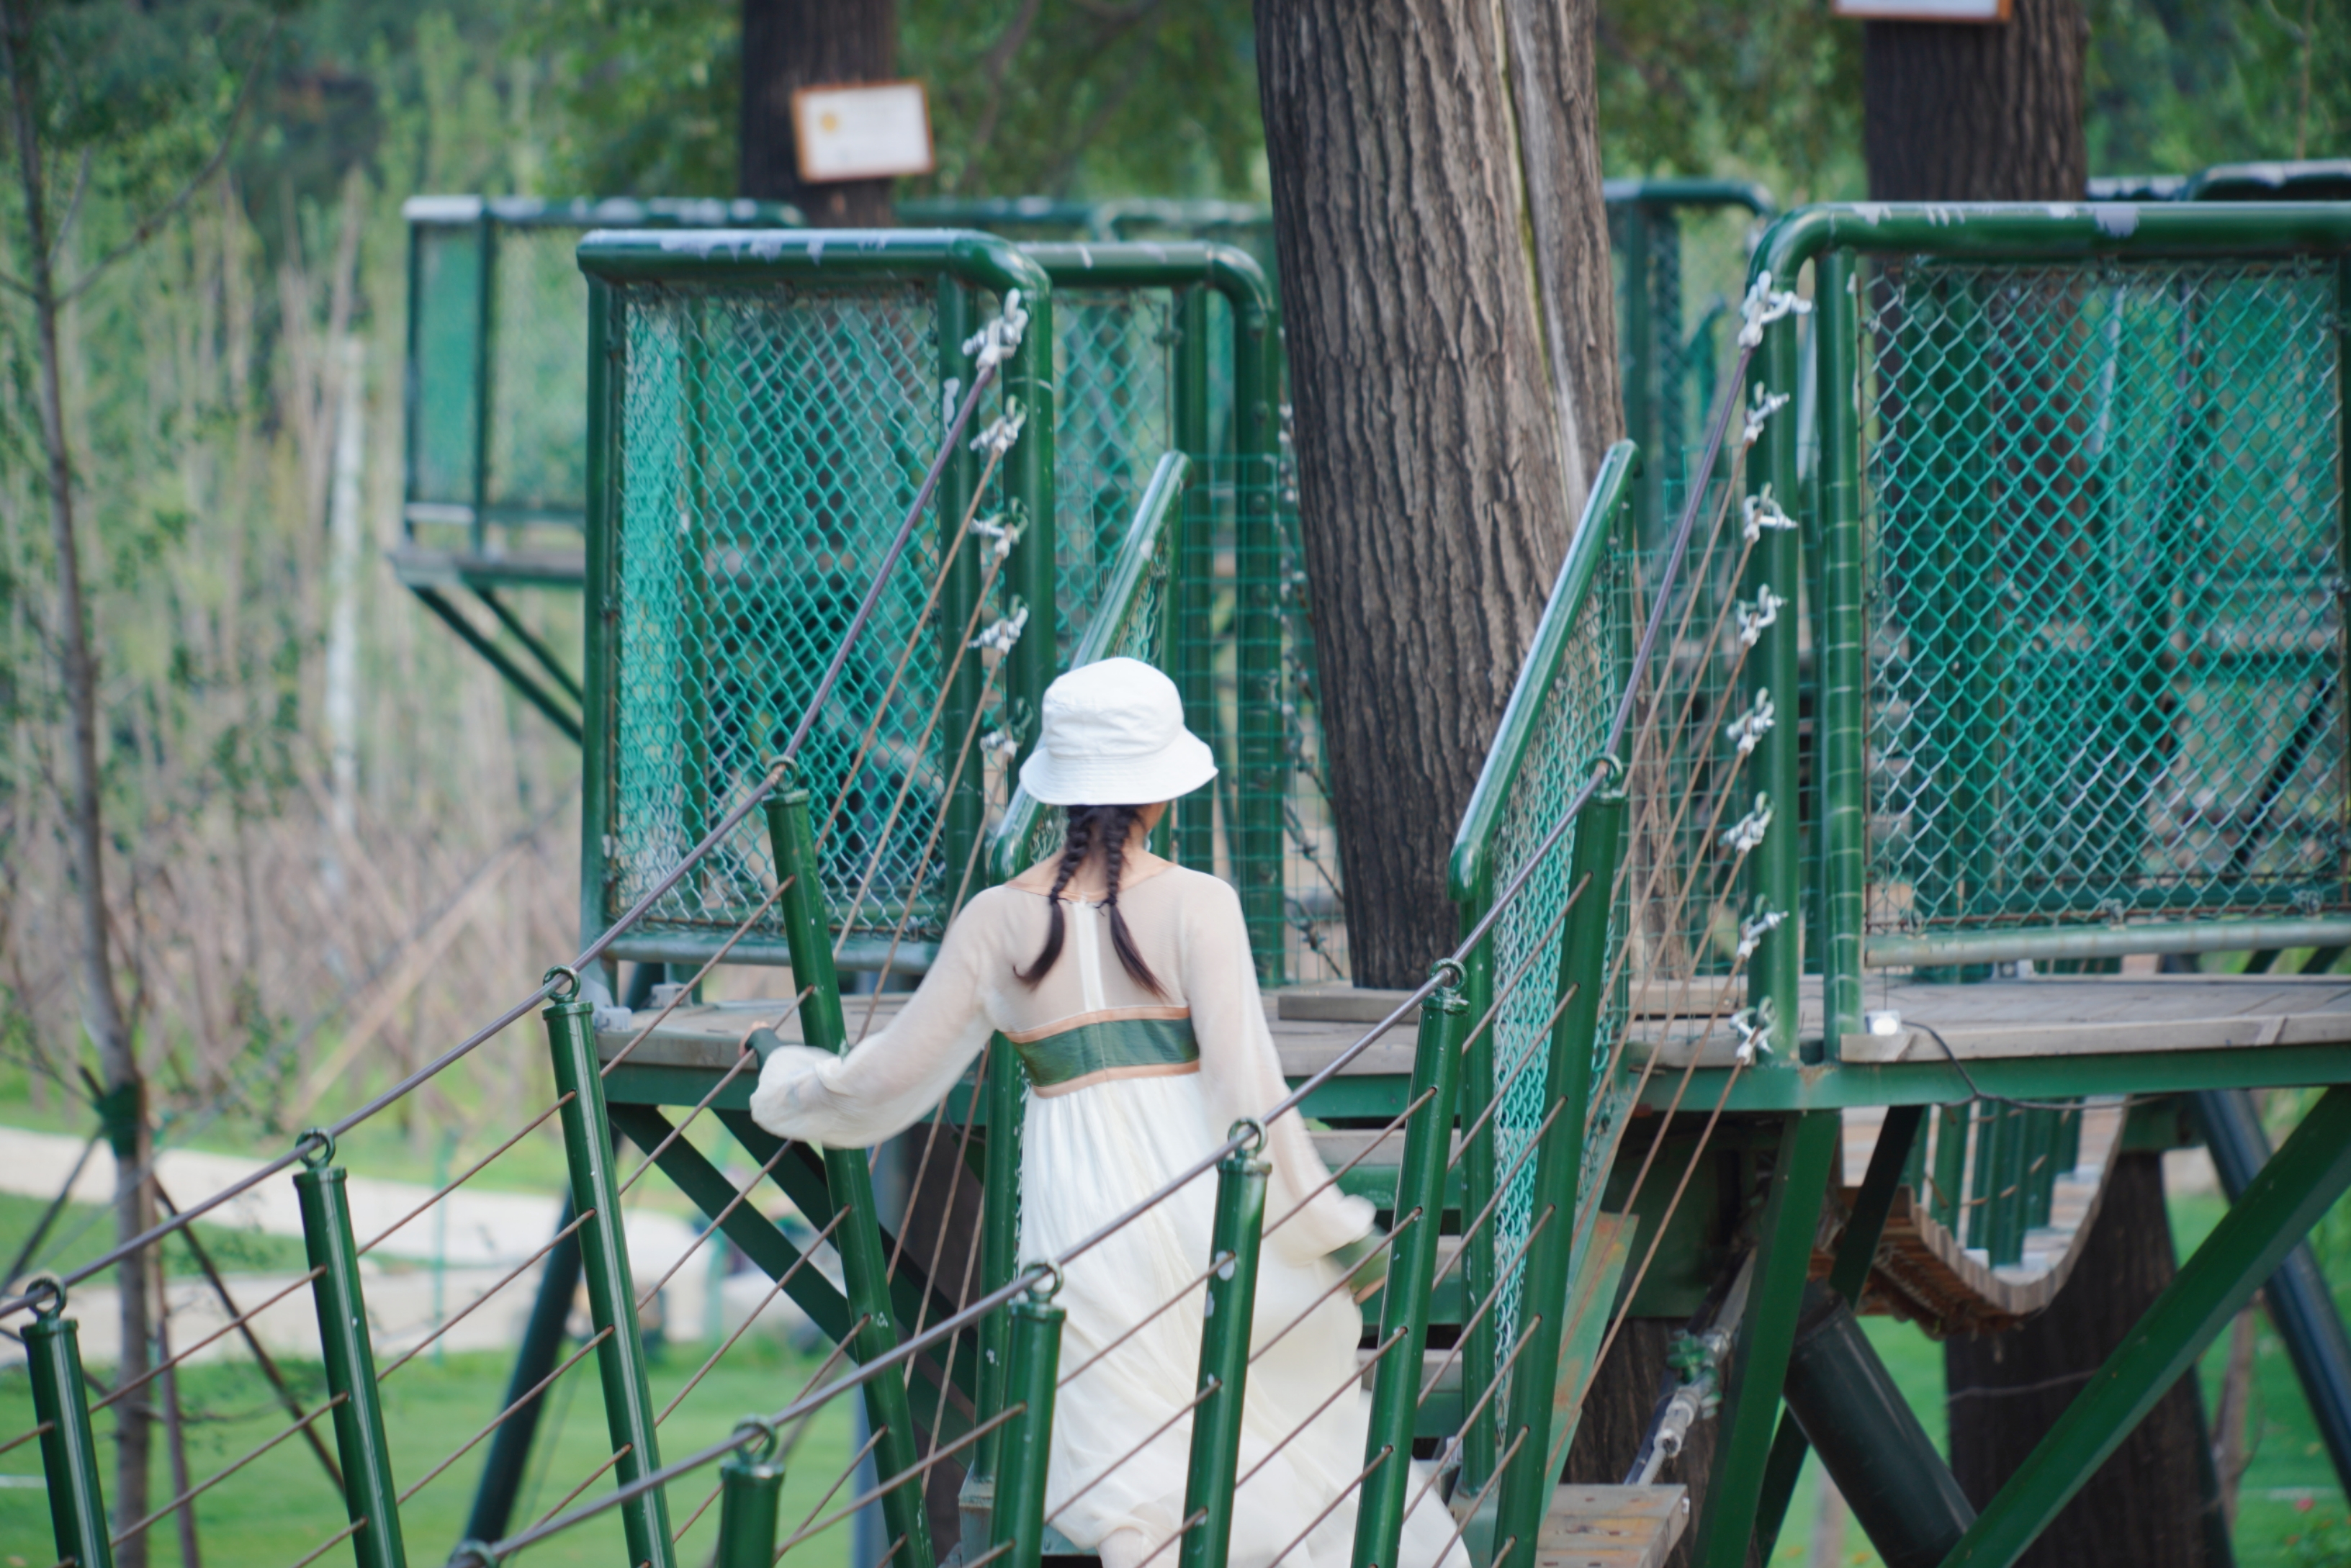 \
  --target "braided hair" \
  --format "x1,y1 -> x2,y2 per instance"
1015,803 -> 1166,996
